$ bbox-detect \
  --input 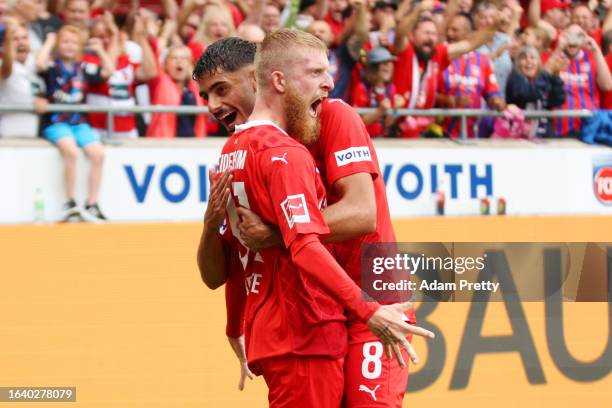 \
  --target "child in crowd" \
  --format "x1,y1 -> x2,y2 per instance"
36,25 -> 114,222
